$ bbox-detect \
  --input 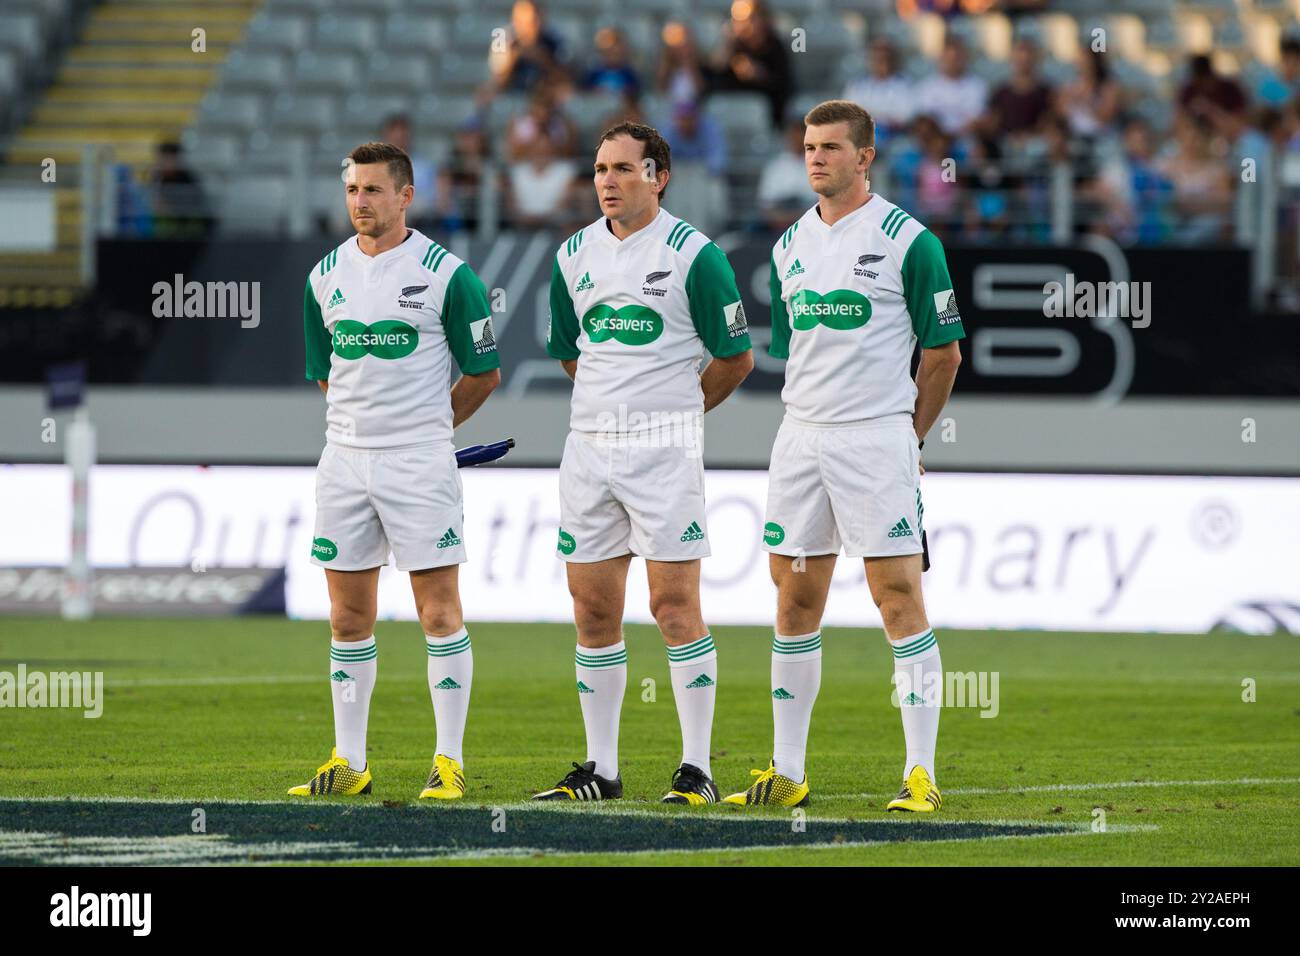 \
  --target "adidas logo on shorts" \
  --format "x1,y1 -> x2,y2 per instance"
888,517 -> 914,538
437,528 -> 462,549
679,521 -> 705,542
